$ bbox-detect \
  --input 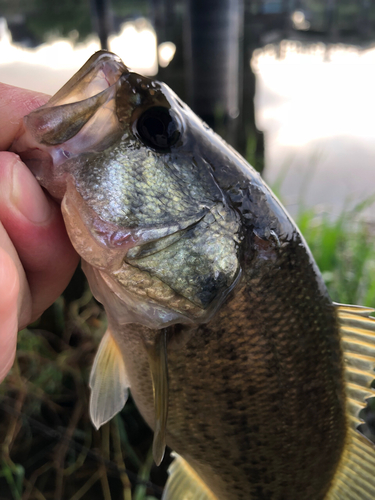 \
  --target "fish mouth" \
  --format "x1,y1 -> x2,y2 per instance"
11,51 -> 130,191
46,51 -> 128,107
